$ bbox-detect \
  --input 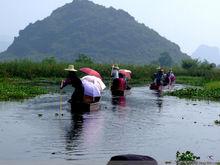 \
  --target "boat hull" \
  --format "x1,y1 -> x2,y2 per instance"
149,83 -> 161,90
71,102 -> 100,113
